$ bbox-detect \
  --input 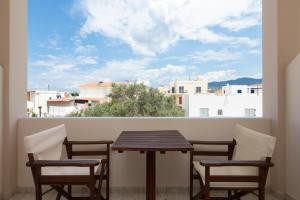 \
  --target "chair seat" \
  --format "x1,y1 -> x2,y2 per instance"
193,161 -> 258,188
42,159 -> 102,176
